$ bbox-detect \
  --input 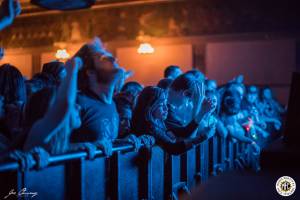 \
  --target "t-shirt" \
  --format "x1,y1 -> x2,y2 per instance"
71,91 -> 119,142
